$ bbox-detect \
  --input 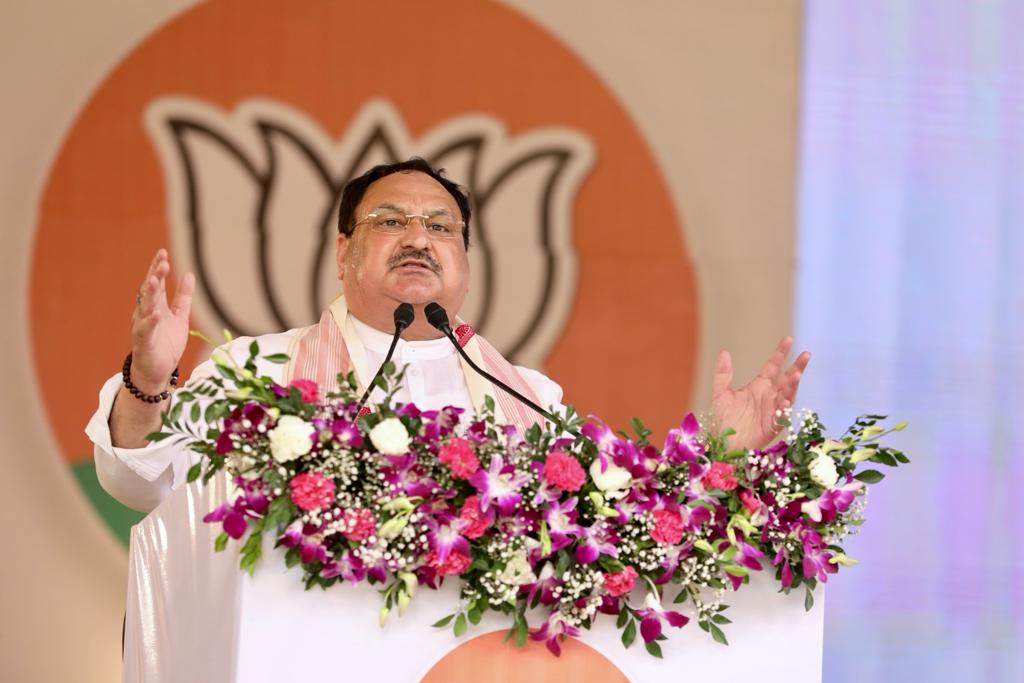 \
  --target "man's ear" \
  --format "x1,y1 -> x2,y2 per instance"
335,232 -> 349,280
